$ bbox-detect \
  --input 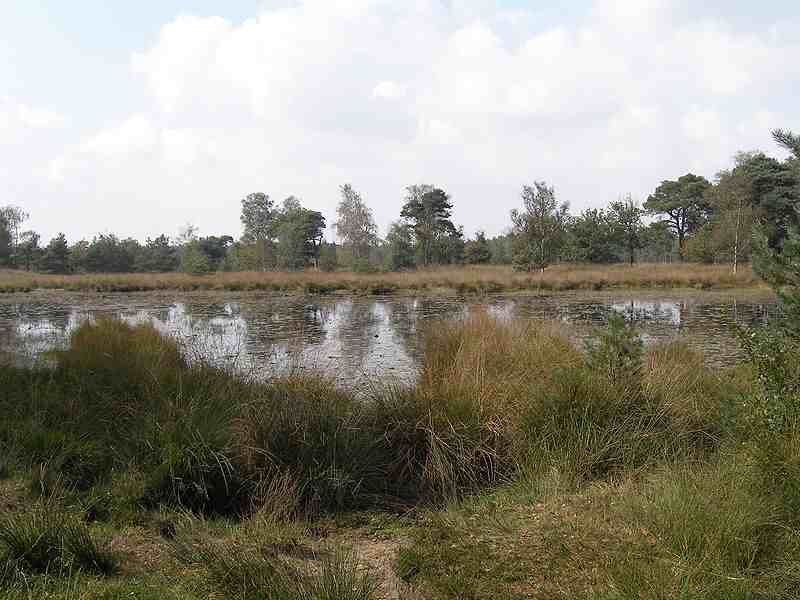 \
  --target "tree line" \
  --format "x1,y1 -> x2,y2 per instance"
1,129 -> 797,275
